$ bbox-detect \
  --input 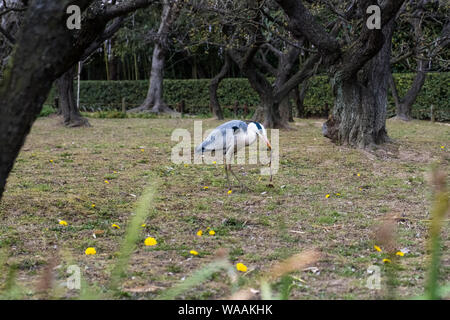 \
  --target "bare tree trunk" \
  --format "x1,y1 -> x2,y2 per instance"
0,0 -> 94,201
0,0 -> 21,77
56,66 -> 90,127
323,77 -> 389,148
323,19 -> 395,149
240,48 -> 306,129
249,96 -> 286,129
279,95 -> 294,123
260,95 -> 286,129
141,43 -> 174,113
129,0 -> 179,114
390,60 -> 427,121
209,53 -> 230,120
110,56 -> 118,80
294,80 -> 309,117
390,5 -> 430,122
